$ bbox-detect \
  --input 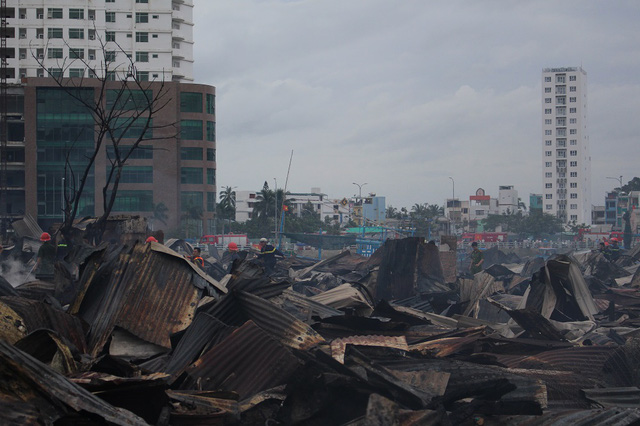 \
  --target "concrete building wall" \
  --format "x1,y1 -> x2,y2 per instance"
542,66 -> 591,224
4,0 -> 194,82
